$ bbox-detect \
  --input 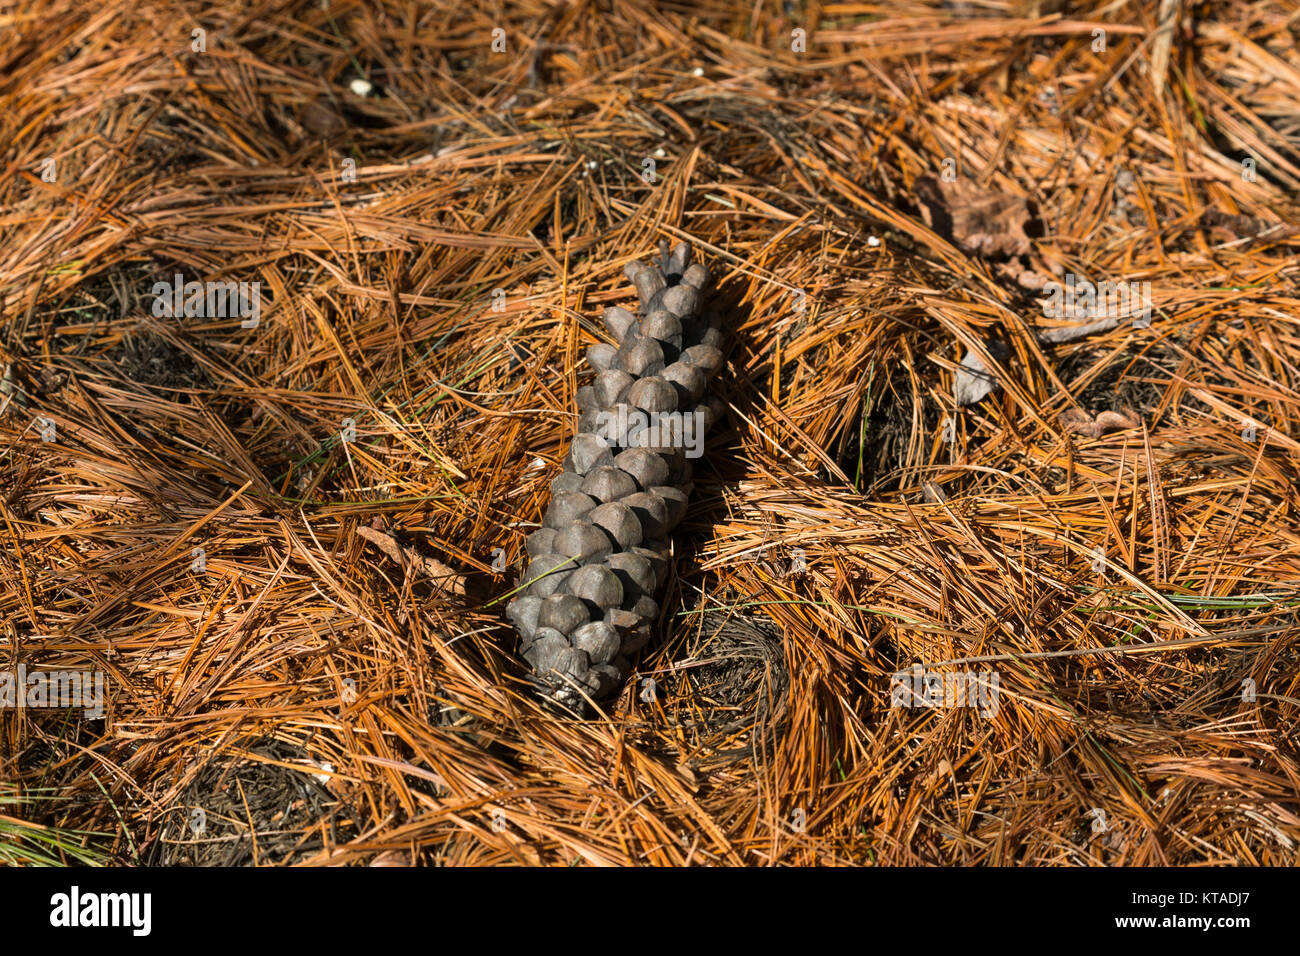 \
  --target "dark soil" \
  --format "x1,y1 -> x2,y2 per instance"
150,739 -> 359,866
100,328 -> 213,394
670,609 -> 788,767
